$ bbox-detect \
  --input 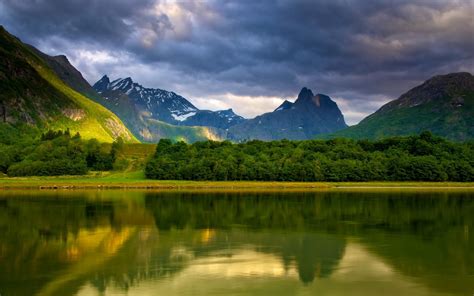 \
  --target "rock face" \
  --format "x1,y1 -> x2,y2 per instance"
62,109 -> 86,121
333,72 -> 474,141
93,76 -> 199,125
227,87 -> 347,141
